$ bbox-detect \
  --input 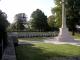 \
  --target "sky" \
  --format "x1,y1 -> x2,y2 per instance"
0,0 -> 55,23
